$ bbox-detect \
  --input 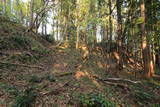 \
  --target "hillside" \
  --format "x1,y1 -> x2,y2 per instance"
0,17 -> 160,107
